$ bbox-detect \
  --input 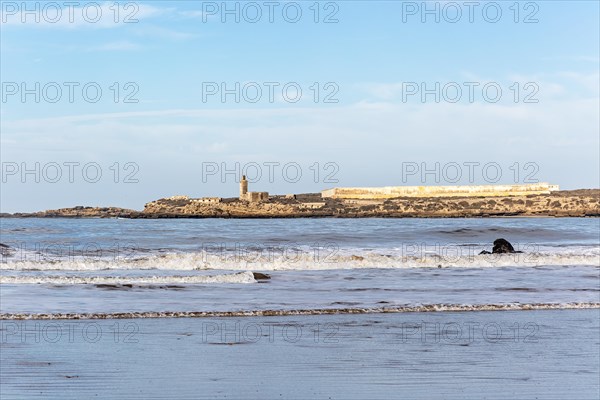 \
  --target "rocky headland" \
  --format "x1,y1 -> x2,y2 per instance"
2,189 -> 598,218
